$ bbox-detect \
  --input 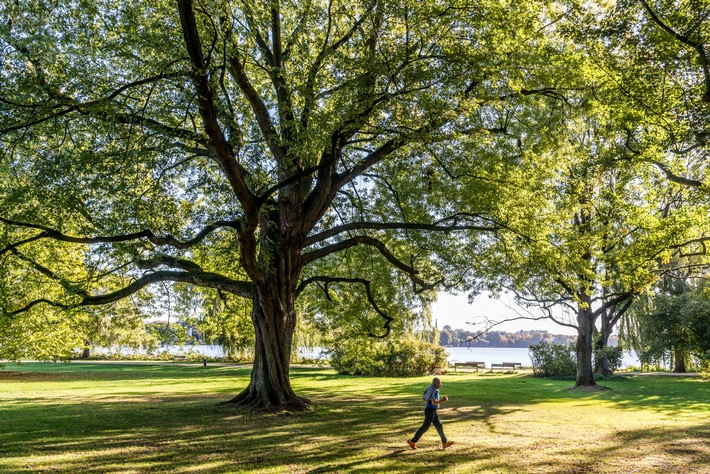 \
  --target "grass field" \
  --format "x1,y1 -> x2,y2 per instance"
0,362 -> 708,473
